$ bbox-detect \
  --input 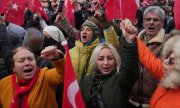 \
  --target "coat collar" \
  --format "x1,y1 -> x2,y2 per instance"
138,29 -> 165,44
75,38 -> 99,54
